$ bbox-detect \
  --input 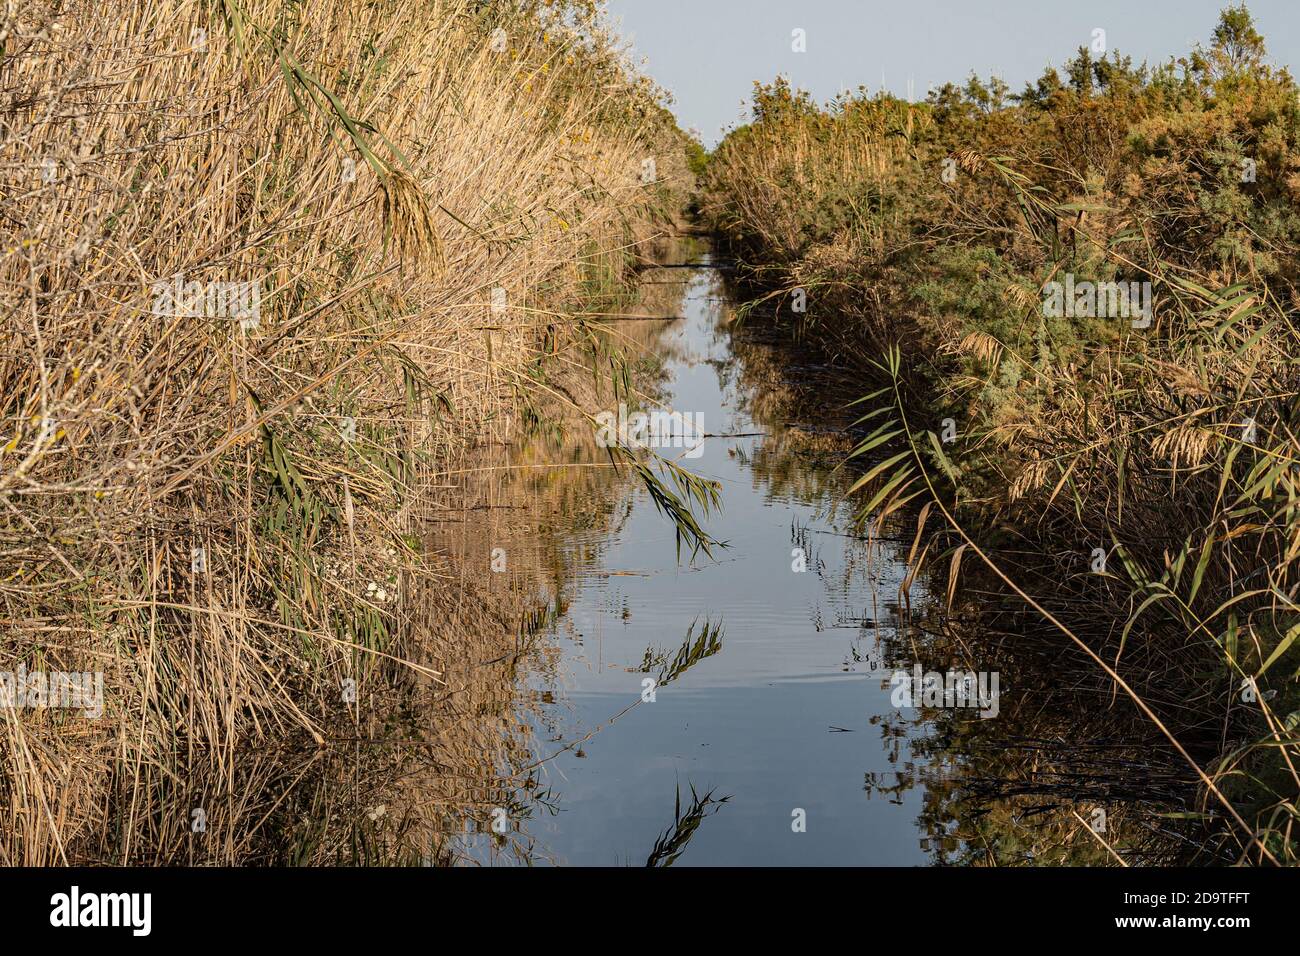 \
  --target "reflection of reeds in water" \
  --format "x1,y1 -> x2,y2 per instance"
637,618 -> 724,687
720,308 -> 865,509
431,260 -> 702,614
717,288 -> 1198,865
645,784 -> 731,867
872,597 -> 1197,866
425,246 -> 729,863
